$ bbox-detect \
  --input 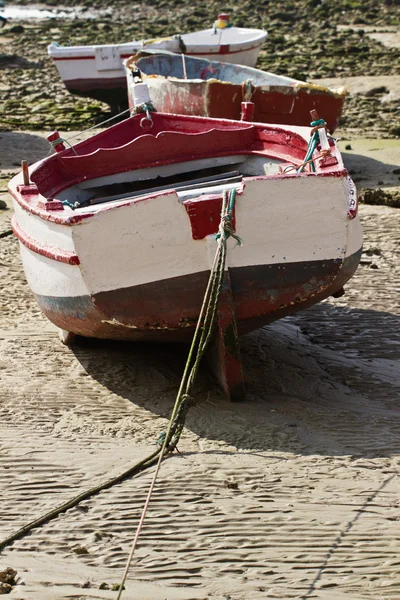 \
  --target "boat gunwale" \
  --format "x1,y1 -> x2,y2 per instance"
8,114 -> 347,226
47,27 -> 267,60
9,165 -> 349,227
